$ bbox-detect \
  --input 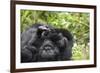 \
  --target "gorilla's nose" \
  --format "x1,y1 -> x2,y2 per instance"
42,40 -> 53,50
44,46 -> 52,50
